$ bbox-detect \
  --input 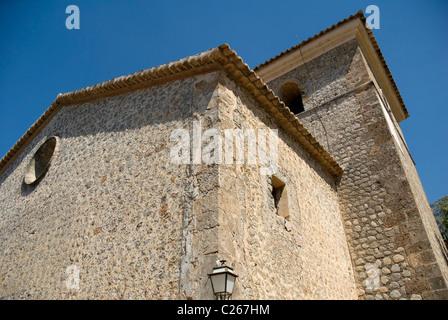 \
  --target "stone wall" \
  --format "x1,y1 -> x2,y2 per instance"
2,36 -> 446,300
378,89 -> 448,299
0,71 -> 222,299
211,73 -> 358,299
0,65 -> 359,299
267,39 -> 448,299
